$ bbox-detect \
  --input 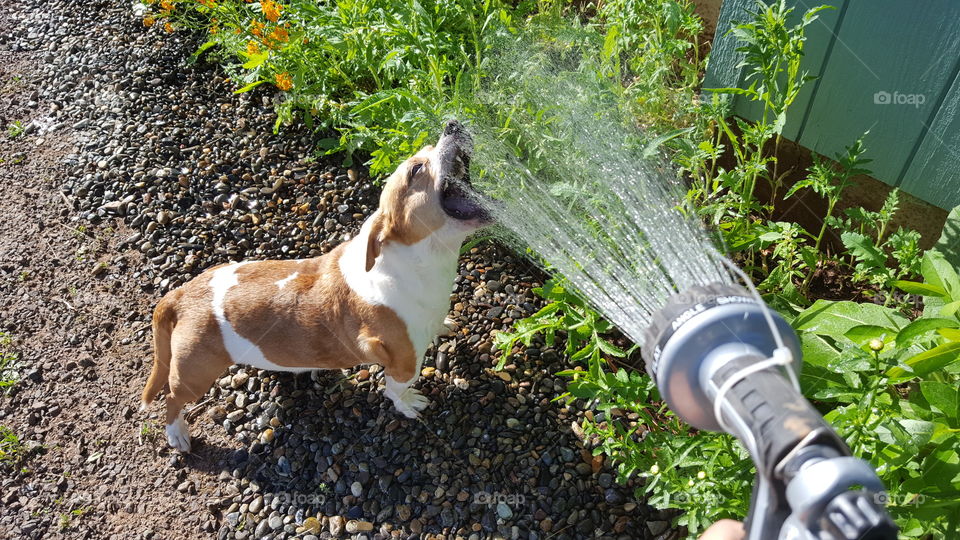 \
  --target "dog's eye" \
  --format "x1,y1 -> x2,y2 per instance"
410,163 -> 423,178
